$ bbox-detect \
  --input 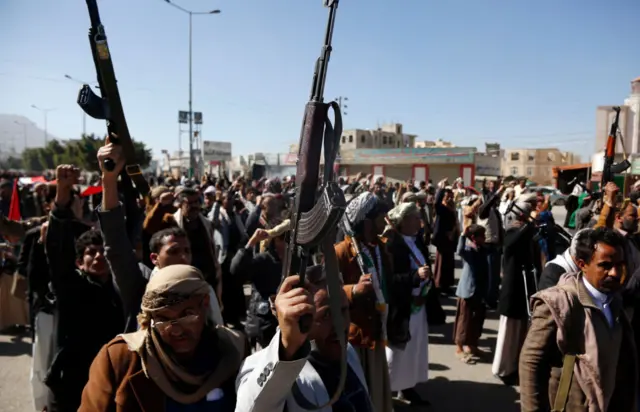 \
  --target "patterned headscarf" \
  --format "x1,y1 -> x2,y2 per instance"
505,200 -> 533,229
341,192 -> 379,236
120,265 -> 244,405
